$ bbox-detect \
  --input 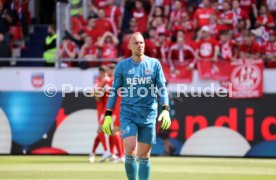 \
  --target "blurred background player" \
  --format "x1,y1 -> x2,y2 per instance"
106,63 -> 125,163
89,66 -> 111,163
